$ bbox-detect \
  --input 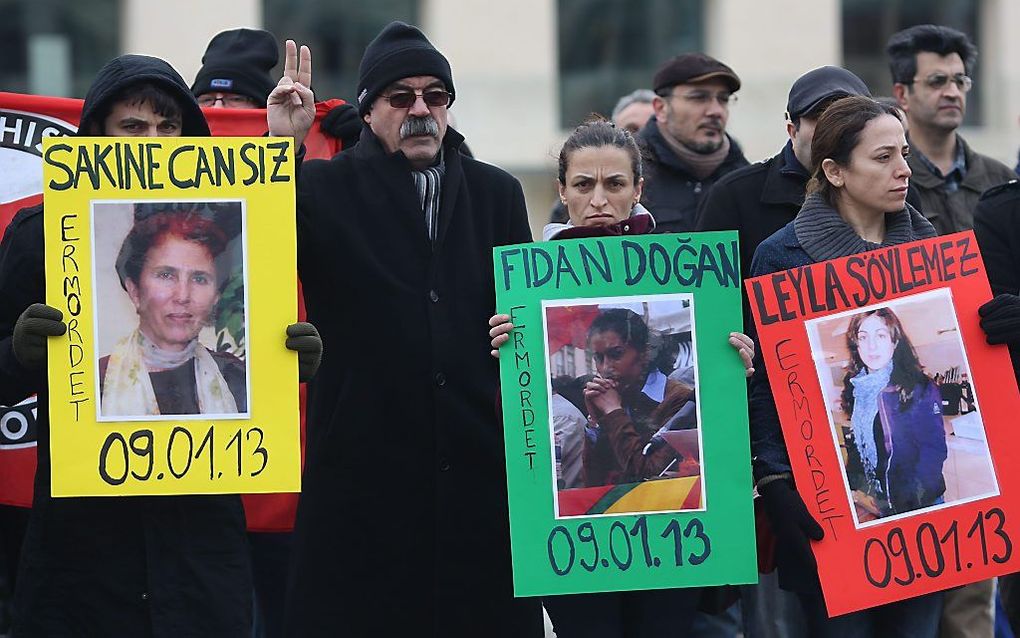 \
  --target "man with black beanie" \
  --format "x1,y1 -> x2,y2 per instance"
193,27 -> 362,150
267,23 -> 543,637
696,66 -> 872,322
193,27 -> 278,109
